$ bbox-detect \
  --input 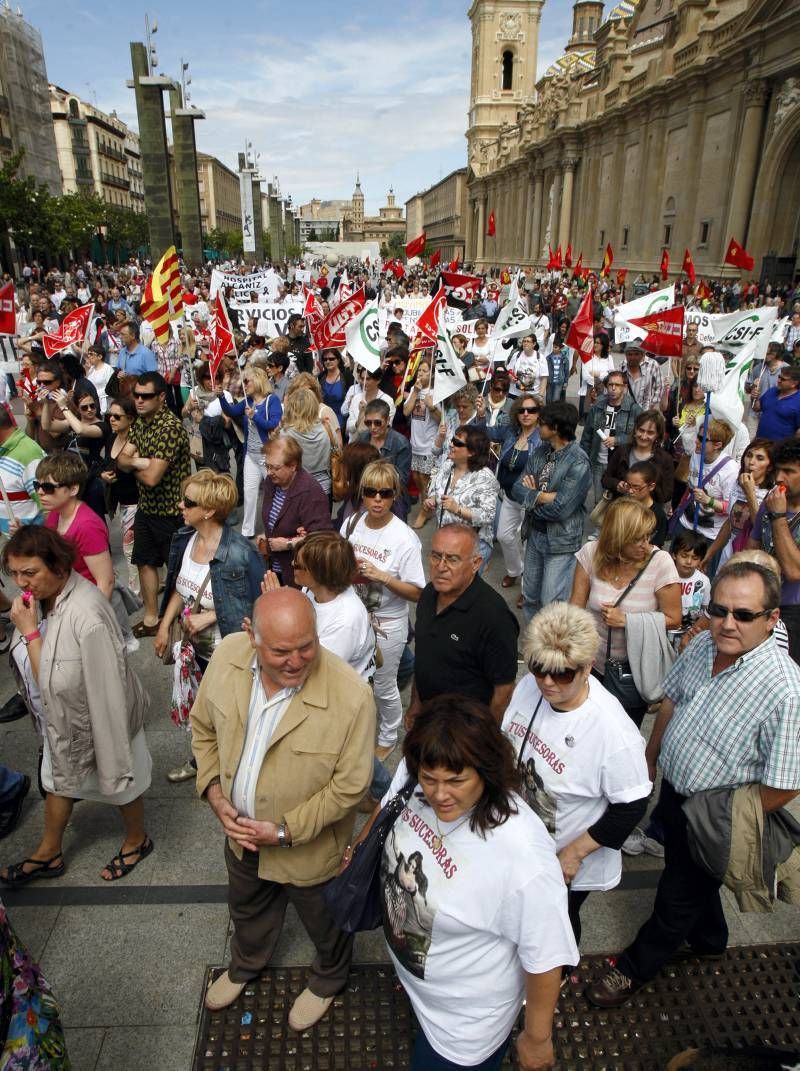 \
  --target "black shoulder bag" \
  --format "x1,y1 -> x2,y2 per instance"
601,553 -> 654,712
323,777 -> 415,933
